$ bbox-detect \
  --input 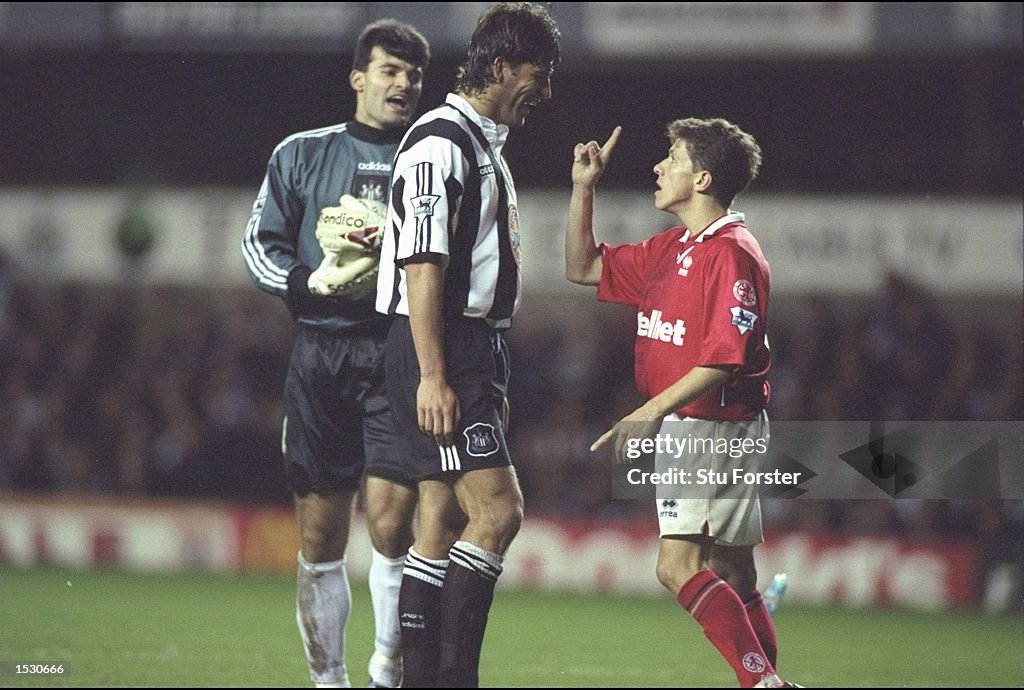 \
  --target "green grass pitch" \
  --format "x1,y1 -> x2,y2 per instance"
0,567 -> 1021,687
